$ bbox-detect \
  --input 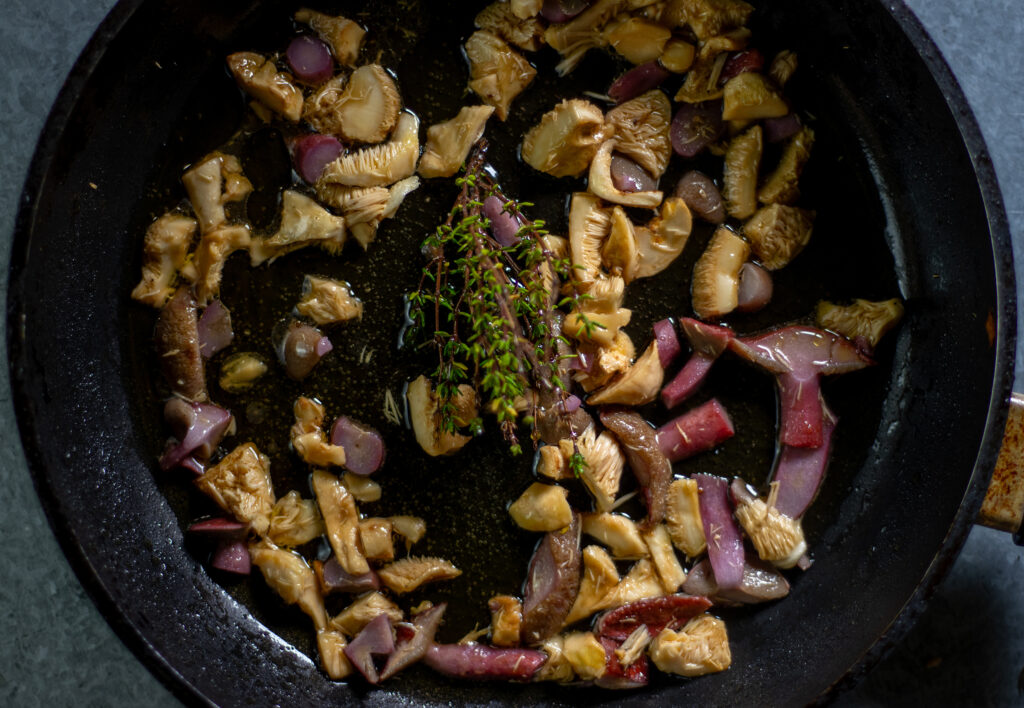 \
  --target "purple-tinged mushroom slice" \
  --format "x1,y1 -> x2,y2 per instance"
599,408 -> 671,529
521,512 -> 581,644
656,399 -> 735,462
730,478 -> 807,569
694,474 -> 744,590
728,325 -> 872,448
155,286 -> 207,402
595,594 -> 713,641
423,643 -> 546,681
344,613 -> 396,684
210,540 -> 251,576
379,603 -> 447,681
661,318 -> 734,409
160,398 -> 233,470
330,416 -> 385,476
770,403 -> 837,519
315,556 -> 380,594
682,552 -> 790,605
